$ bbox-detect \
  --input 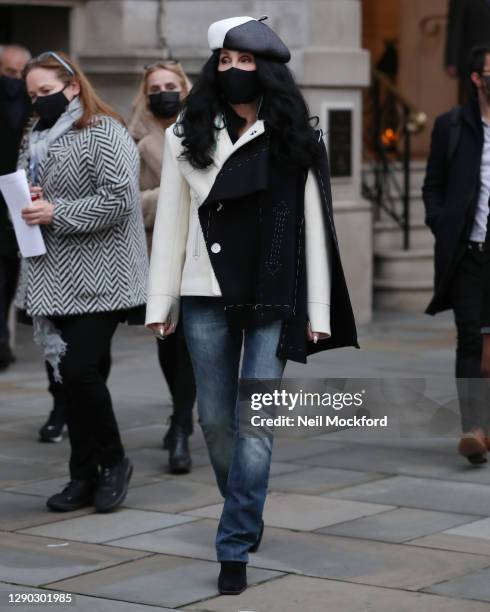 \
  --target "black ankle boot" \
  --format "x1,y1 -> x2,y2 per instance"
218,561 -> 247,595
47,479 -> 96,512
249,520 -> 264,553
166,424 -> 192,474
